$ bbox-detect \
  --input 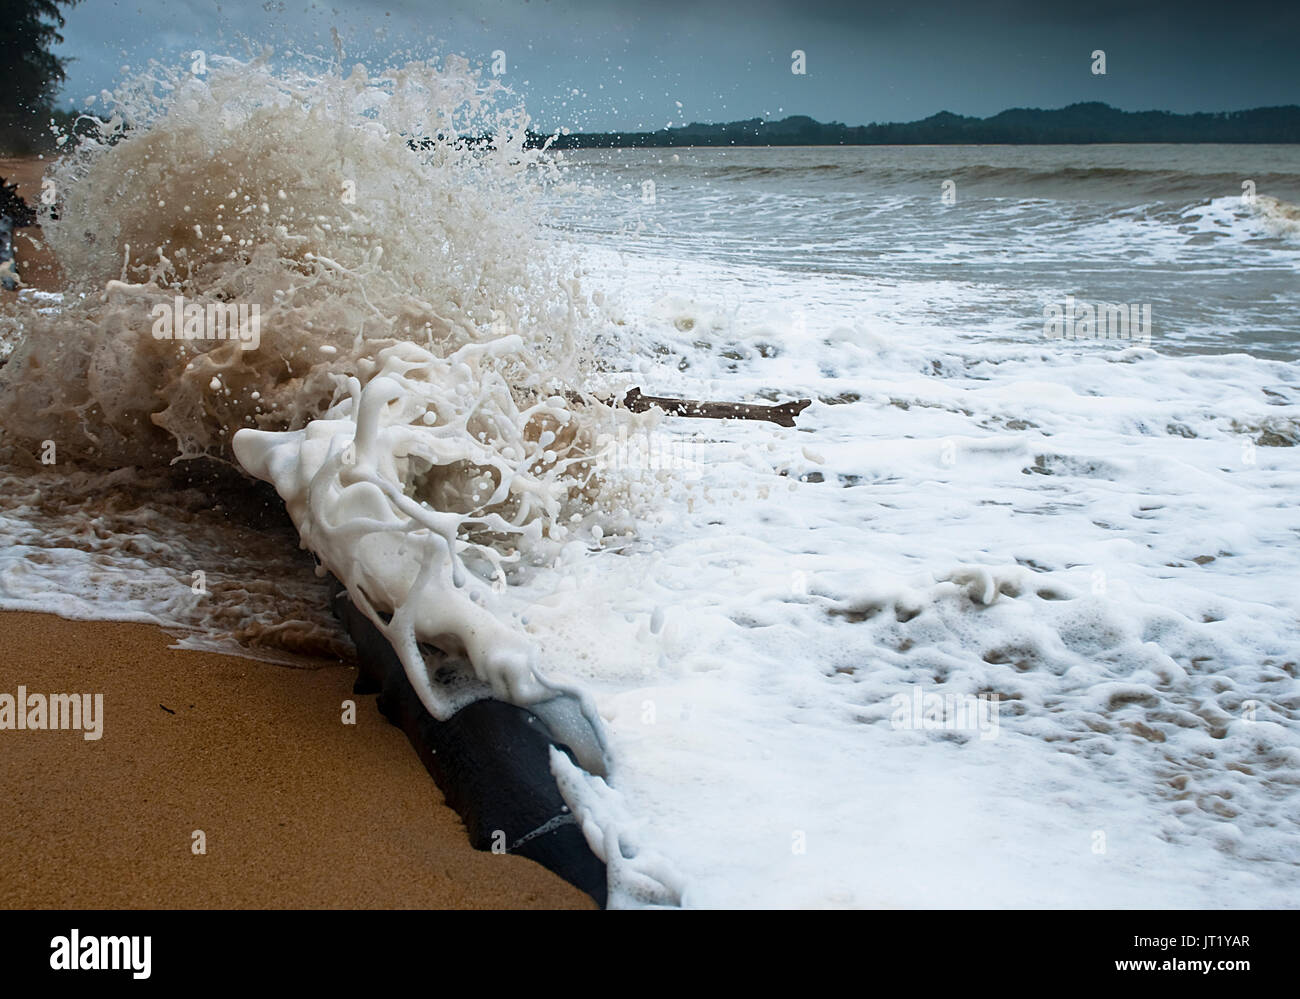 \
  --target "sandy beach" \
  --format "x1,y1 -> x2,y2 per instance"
0,612 -> 595,909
